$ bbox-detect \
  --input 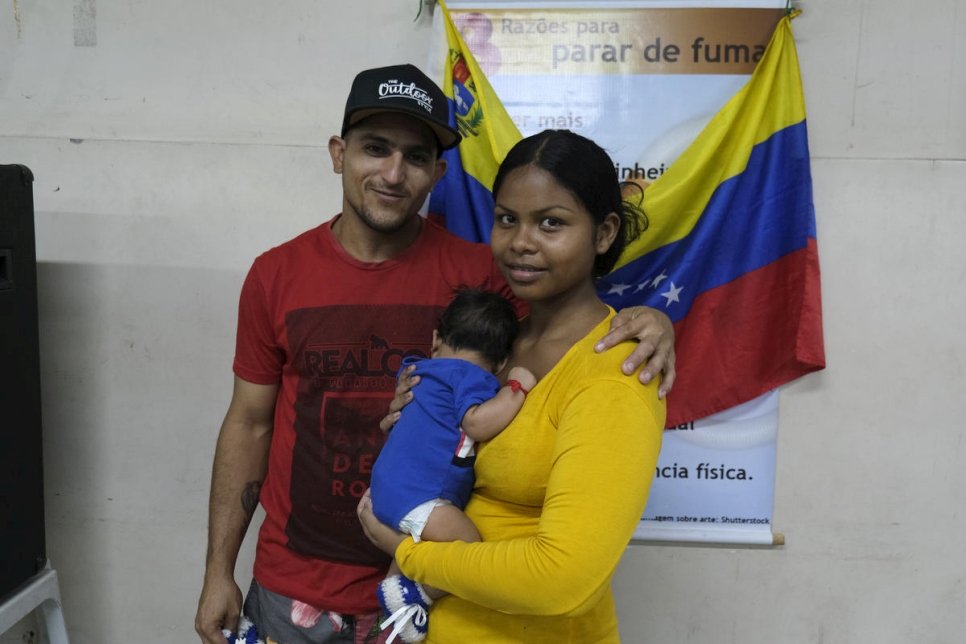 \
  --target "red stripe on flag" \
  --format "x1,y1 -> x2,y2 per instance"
666,238 -> 825,427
